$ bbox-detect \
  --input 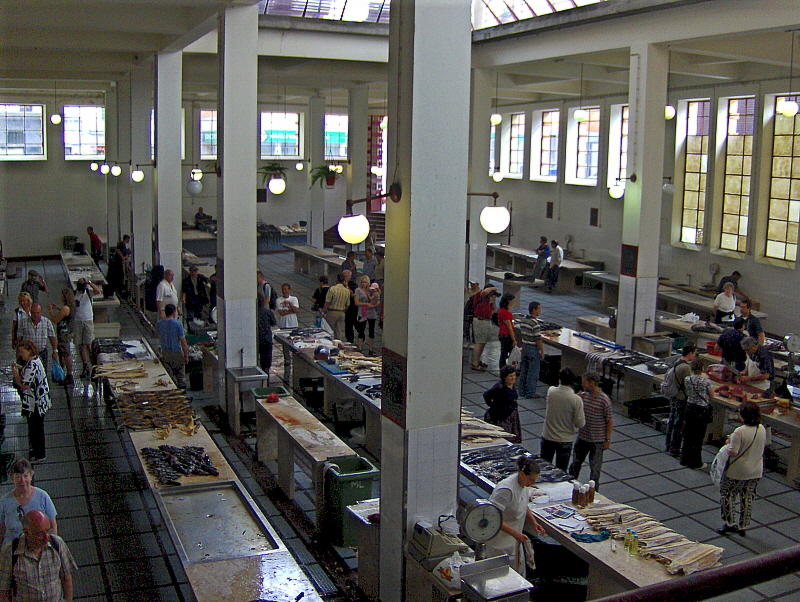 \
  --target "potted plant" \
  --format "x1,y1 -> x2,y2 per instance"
258,161 -> 287,186
310,164 -> 339,188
